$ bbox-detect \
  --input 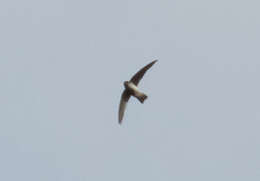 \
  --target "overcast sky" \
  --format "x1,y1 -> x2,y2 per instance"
1,0 -> 260,180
